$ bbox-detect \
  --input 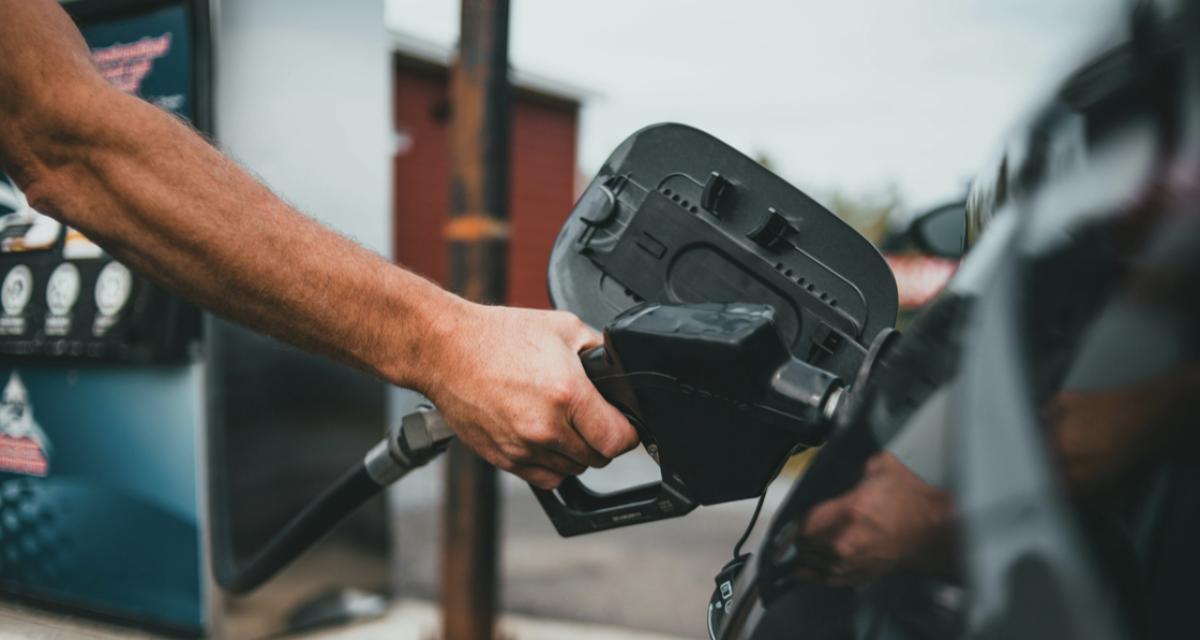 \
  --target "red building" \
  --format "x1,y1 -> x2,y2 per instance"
391,41 -> 584,309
